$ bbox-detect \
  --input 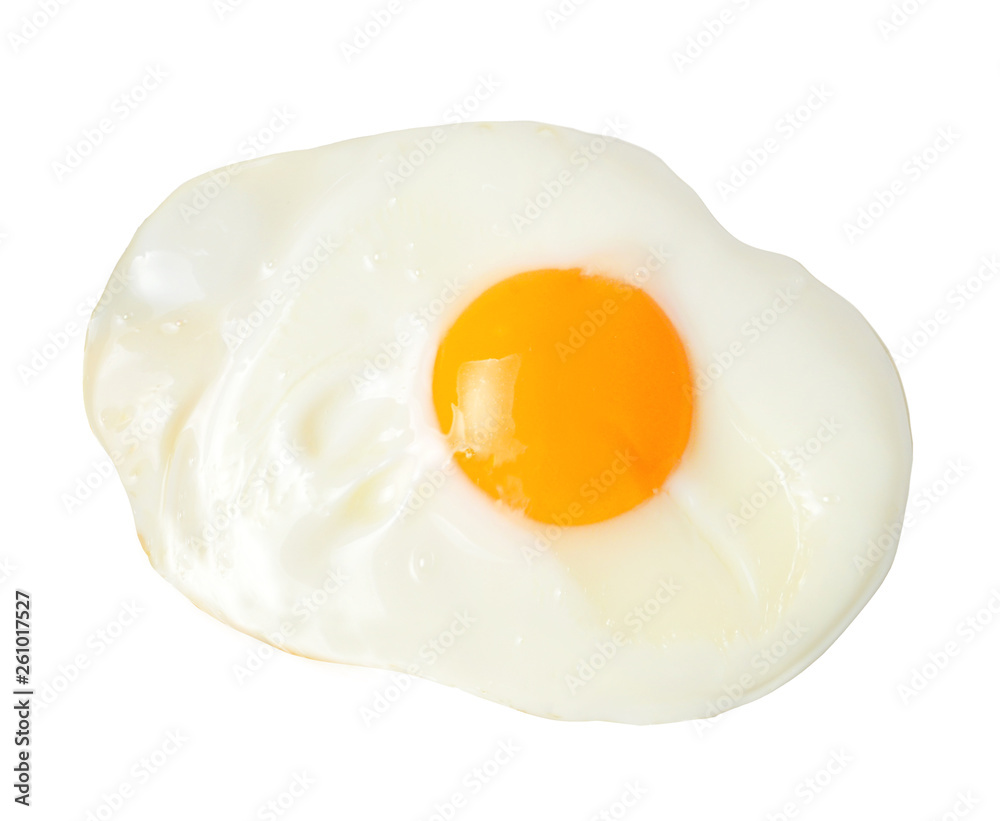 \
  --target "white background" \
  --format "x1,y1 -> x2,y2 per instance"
3,0 -> 999,818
